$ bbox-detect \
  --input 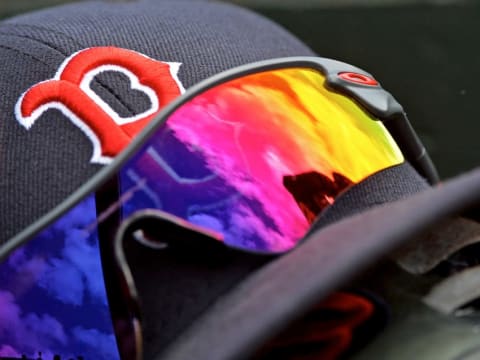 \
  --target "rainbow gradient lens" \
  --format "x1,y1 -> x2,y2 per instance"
0,63 -> 410,360
119,68 -> 404,252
